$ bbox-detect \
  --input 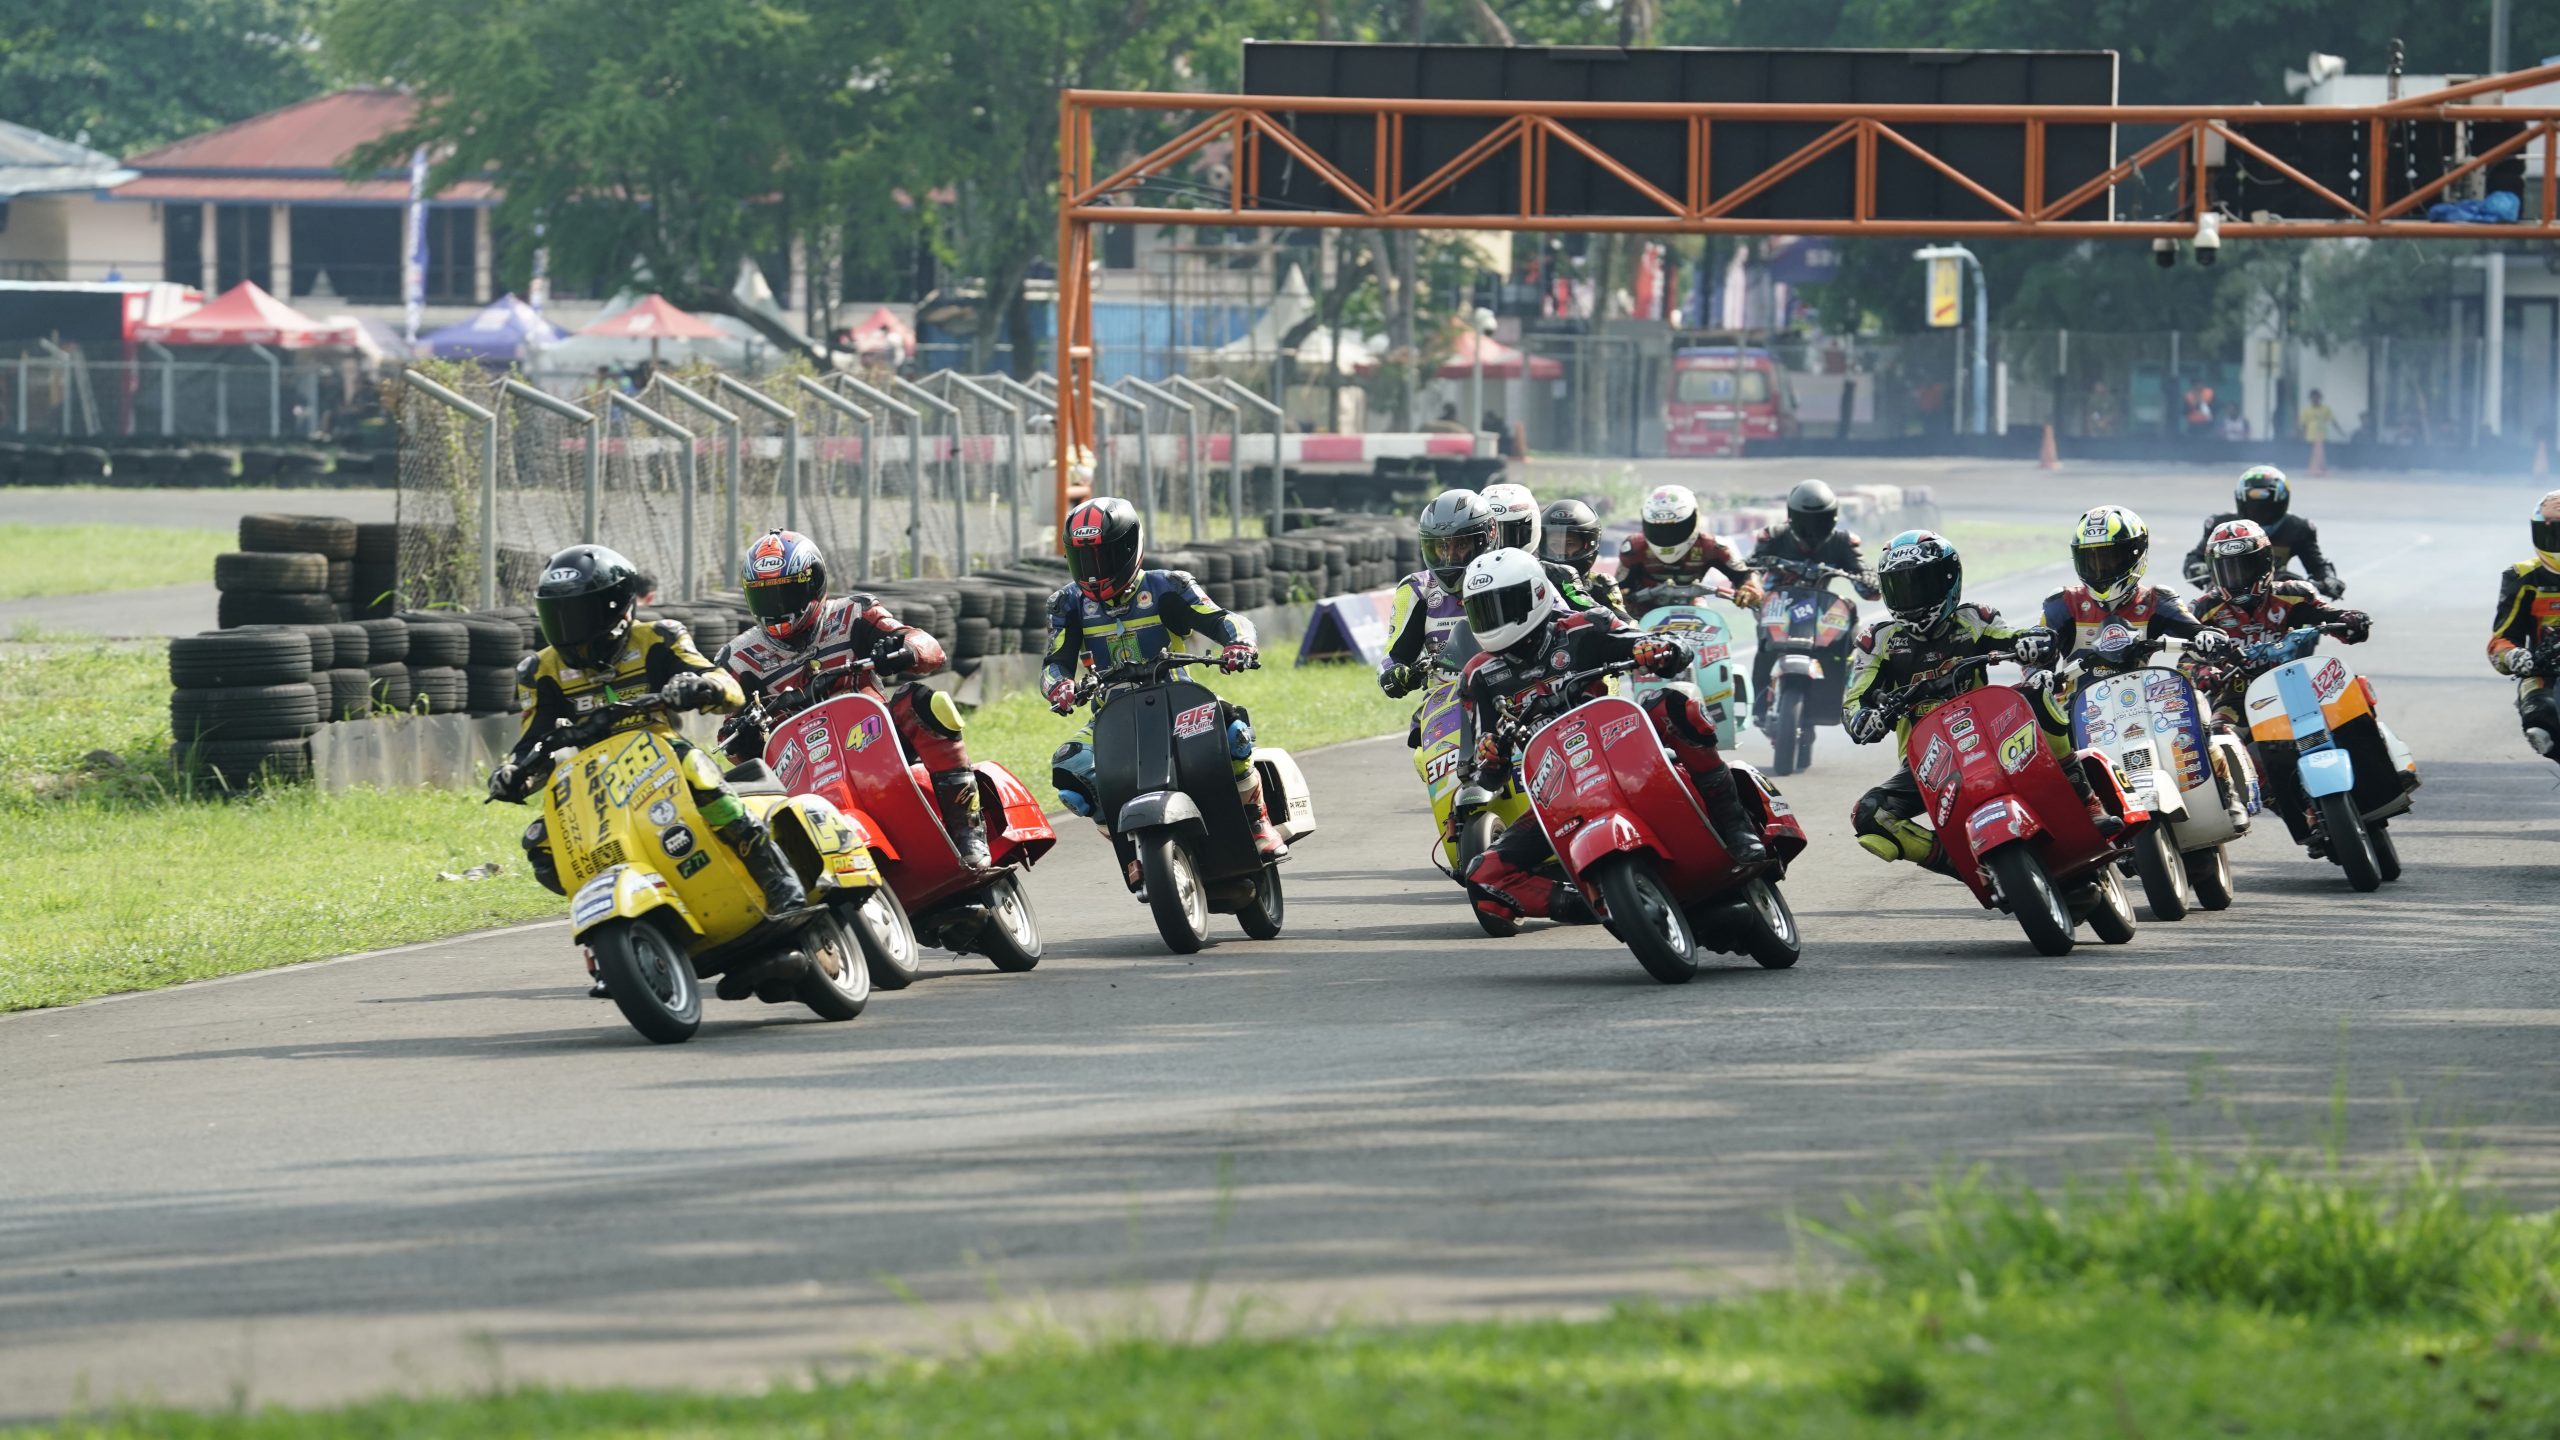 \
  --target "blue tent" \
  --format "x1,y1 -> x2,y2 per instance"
419,294 -> 565,363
